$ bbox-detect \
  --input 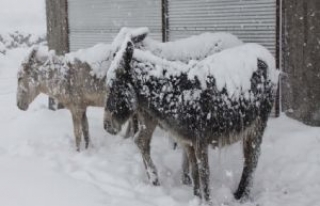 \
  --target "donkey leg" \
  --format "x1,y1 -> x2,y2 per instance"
181,149 -> 192,185
124,119 -> 133,139
71,110 -> 83,152
184,145 -> 200,197
134,114 -> 159,186
195,139 -> 210,202
124,114 -> 139,139
81,109 -> 90,149
234,120 -> 266,200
